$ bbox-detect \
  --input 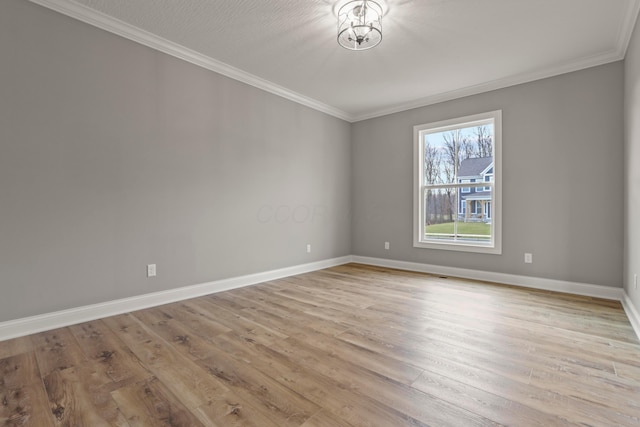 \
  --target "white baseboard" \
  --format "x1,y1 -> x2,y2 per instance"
622,293 -> 640,340
0,256 -> 352,342
355,255 -> 638,340
2,254 -> 637,343
351,256 -> 625,301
